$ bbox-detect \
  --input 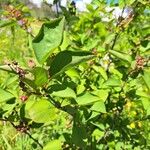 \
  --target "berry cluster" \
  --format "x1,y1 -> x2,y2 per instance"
20,95 -> 28,102
135,55 -> 145,70
16,121 -> 29,133
5,5 -> 32,33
